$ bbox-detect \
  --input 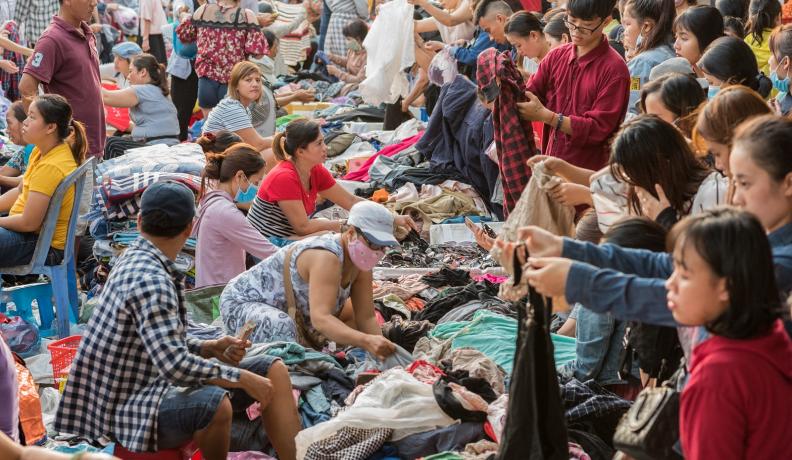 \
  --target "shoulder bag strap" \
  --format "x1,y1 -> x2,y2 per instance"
283,244 -> 299,320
